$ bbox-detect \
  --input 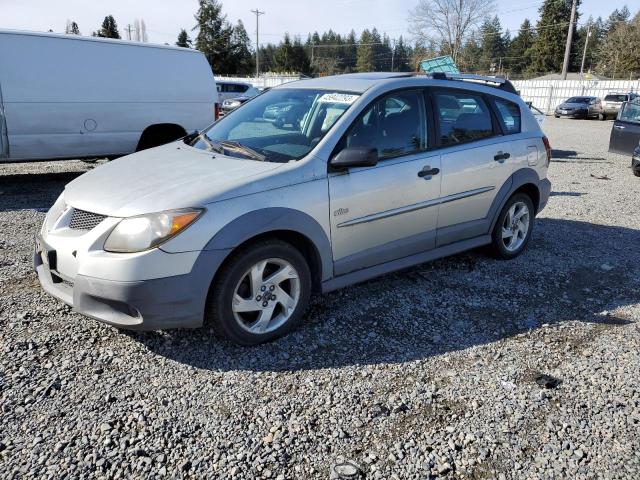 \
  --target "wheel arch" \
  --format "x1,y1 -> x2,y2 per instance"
136,123 -> 188,151
488,168 -> 542,233
204,208 -> 333,293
